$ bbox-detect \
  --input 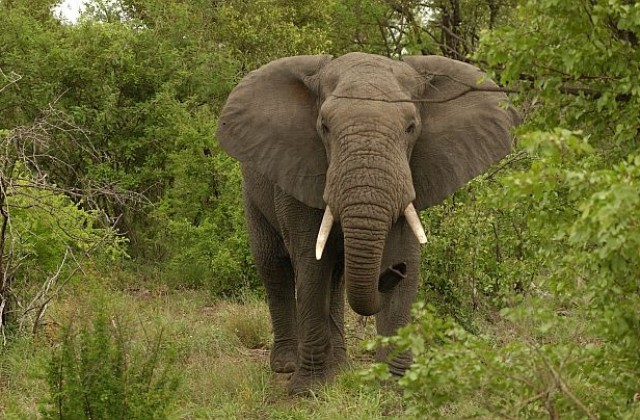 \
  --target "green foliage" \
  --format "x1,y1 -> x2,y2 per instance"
396,126 -> 640,417
2,0 -> 379,294
2,0 -> 231,230
1,100 -> 127,337
364,302 -> 640,418
42,300 -> 179,419
478,2 -> 640,406
516,131 -> 640,358
326,0 -> 518,58
5,166 -> 125,278
419,171 -> 541,328
480,0 -> 640,153
152,152 -> 258,294
327,0 -> 397,55
1,158 -> 125,337
212,0 -> 332,68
